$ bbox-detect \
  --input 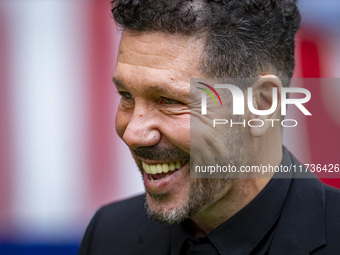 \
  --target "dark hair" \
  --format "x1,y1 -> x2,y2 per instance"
111,0 -> 301,83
